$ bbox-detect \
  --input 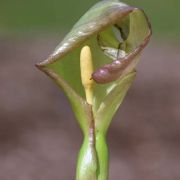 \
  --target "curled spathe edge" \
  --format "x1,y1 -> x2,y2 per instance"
36,2 -> 151,74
